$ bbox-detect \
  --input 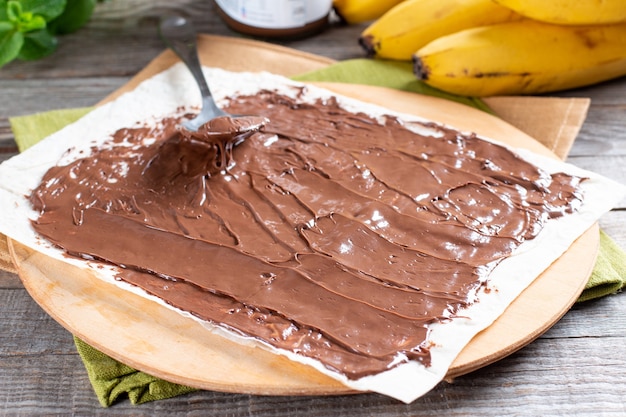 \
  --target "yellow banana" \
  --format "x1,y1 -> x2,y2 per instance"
492,0 -> 626,25
413,20 -> 626,97
359,0 -> 523,60
332,0 -> 406,25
